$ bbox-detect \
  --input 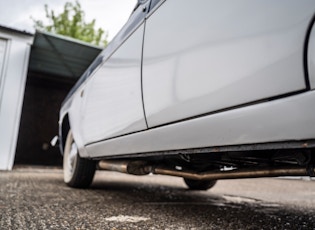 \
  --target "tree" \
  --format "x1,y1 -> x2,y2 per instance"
33,1 -> 108,47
